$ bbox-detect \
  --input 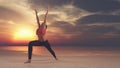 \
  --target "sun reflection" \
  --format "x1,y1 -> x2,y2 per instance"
1,46 -> 45,55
